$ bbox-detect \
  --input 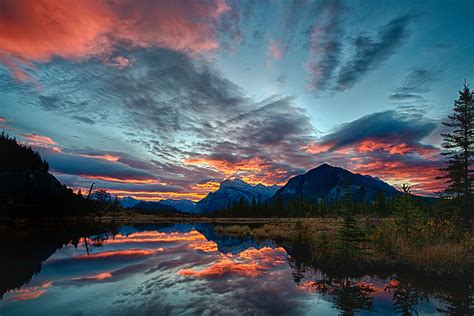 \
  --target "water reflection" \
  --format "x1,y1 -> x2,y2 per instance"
0,223 -> 472,315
